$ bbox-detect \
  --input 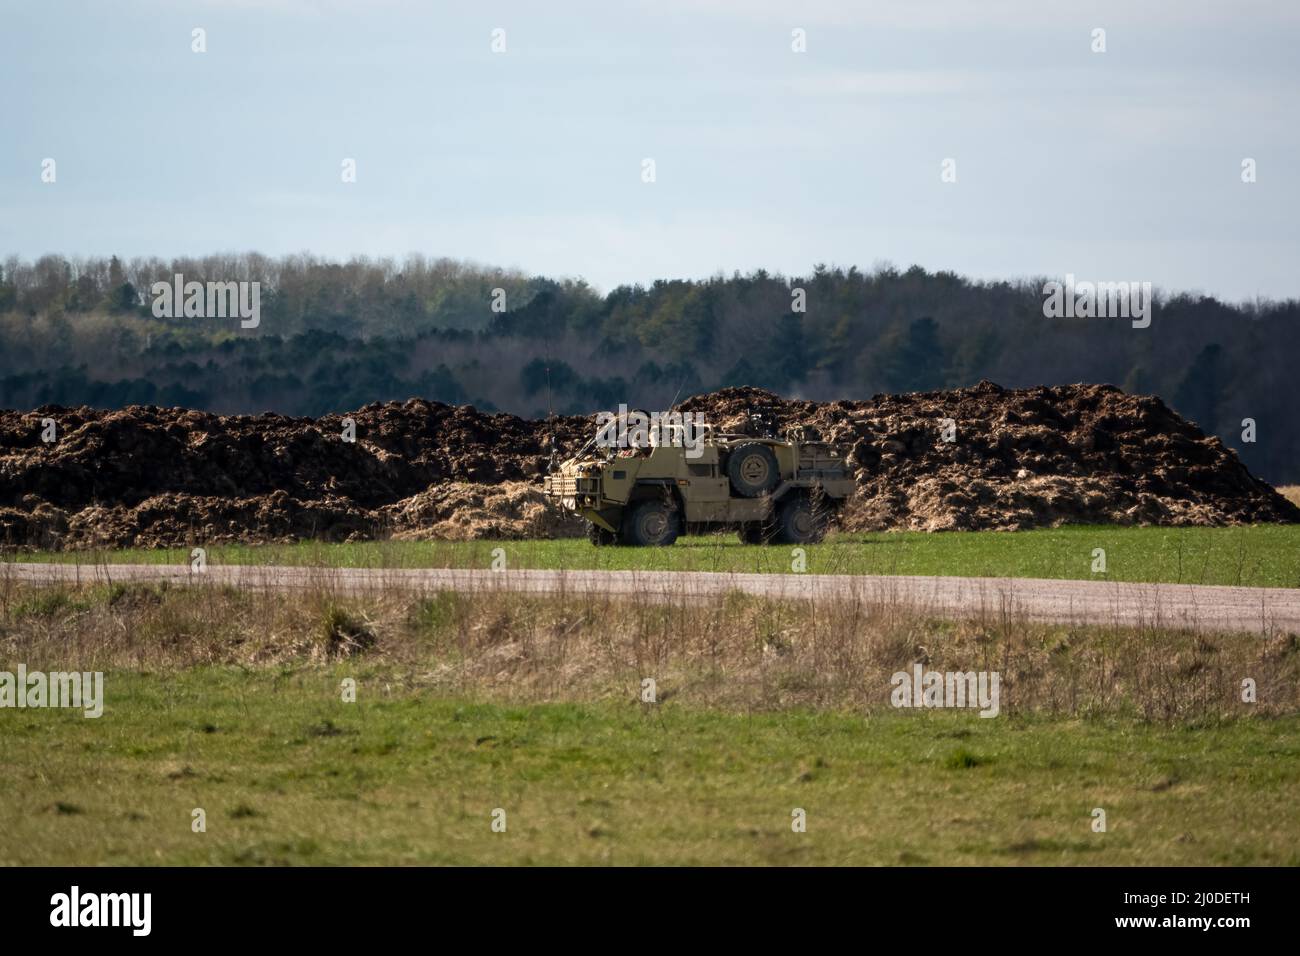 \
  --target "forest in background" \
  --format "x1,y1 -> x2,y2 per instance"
2,252 -> 1297,483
